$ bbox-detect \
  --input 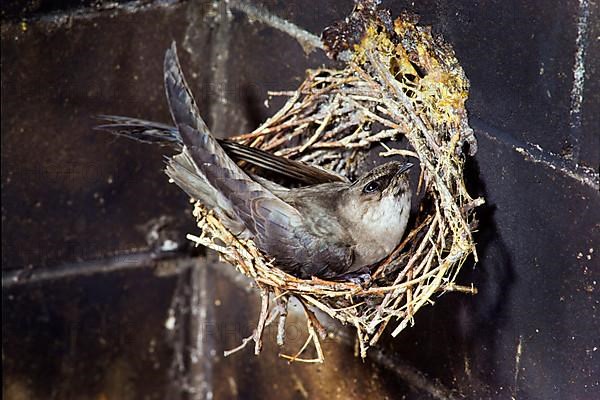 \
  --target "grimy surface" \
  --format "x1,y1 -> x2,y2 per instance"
2,1 -> 599,399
